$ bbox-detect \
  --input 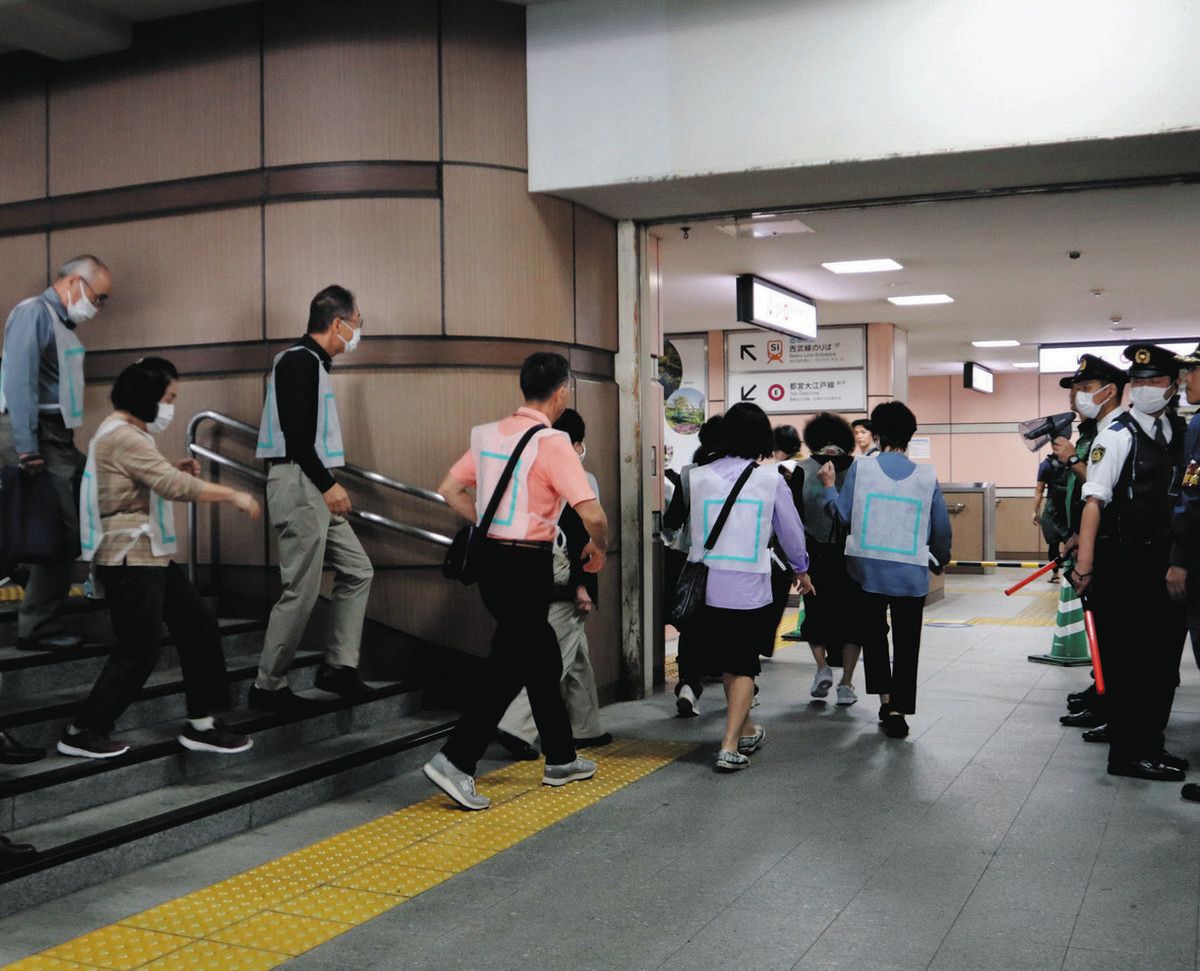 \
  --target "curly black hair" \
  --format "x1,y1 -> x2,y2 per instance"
802,412 -> 854,455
